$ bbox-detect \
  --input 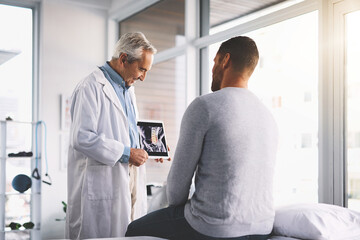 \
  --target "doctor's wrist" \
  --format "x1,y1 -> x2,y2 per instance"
118,146 -> 130,163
